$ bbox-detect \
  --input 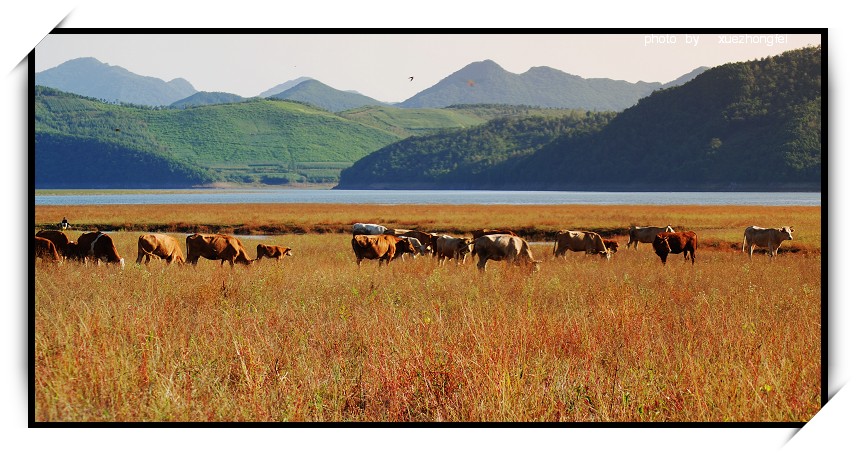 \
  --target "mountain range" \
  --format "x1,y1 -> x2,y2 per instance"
337,46 -> 822,191
34,48 -> 821,191
35,57 -> 707,112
